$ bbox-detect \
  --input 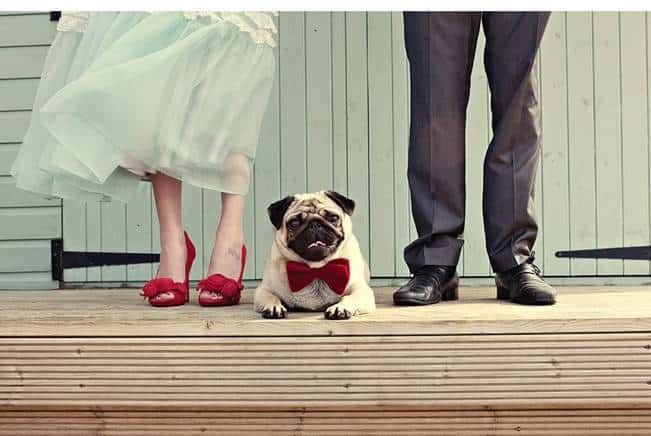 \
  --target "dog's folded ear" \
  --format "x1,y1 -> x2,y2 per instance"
268,196 -> 295,229
325,191 -> 355,216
